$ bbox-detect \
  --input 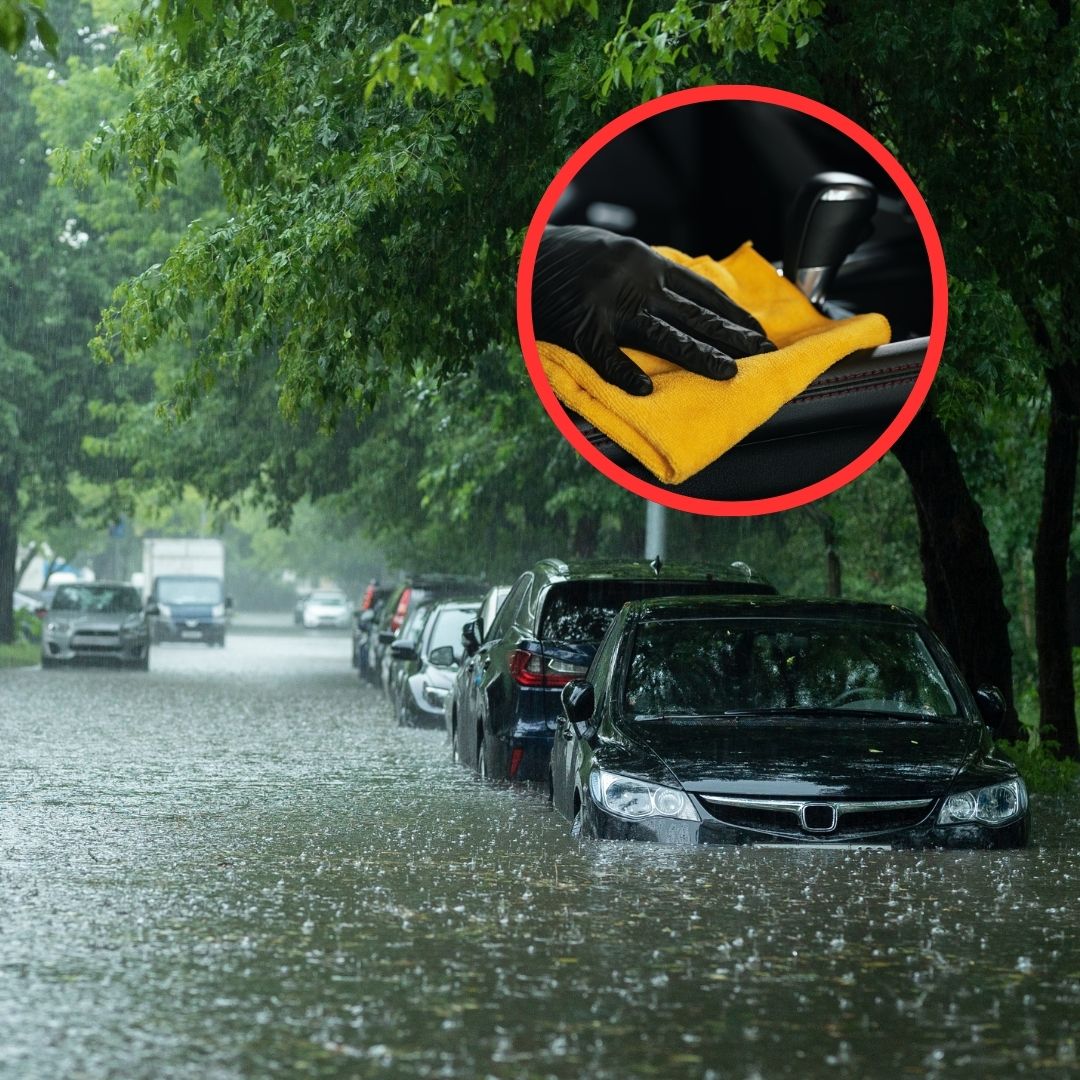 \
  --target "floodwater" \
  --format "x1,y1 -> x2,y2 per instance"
1,616 -> 1078,1079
